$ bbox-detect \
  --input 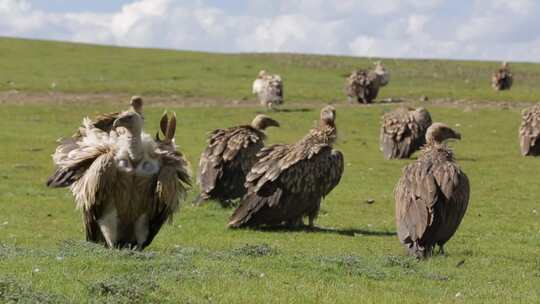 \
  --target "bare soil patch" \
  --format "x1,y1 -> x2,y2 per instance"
0,90 -> 534,111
